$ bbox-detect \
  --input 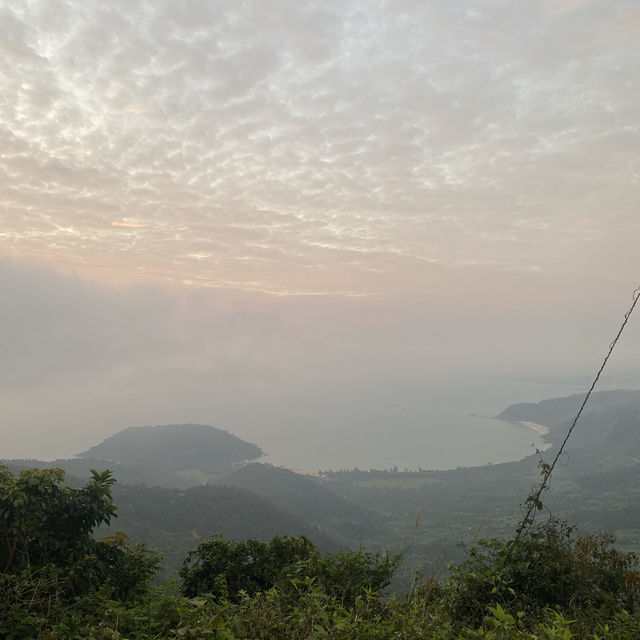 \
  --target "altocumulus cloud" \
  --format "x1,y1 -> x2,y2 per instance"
1,0 -> 639,295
